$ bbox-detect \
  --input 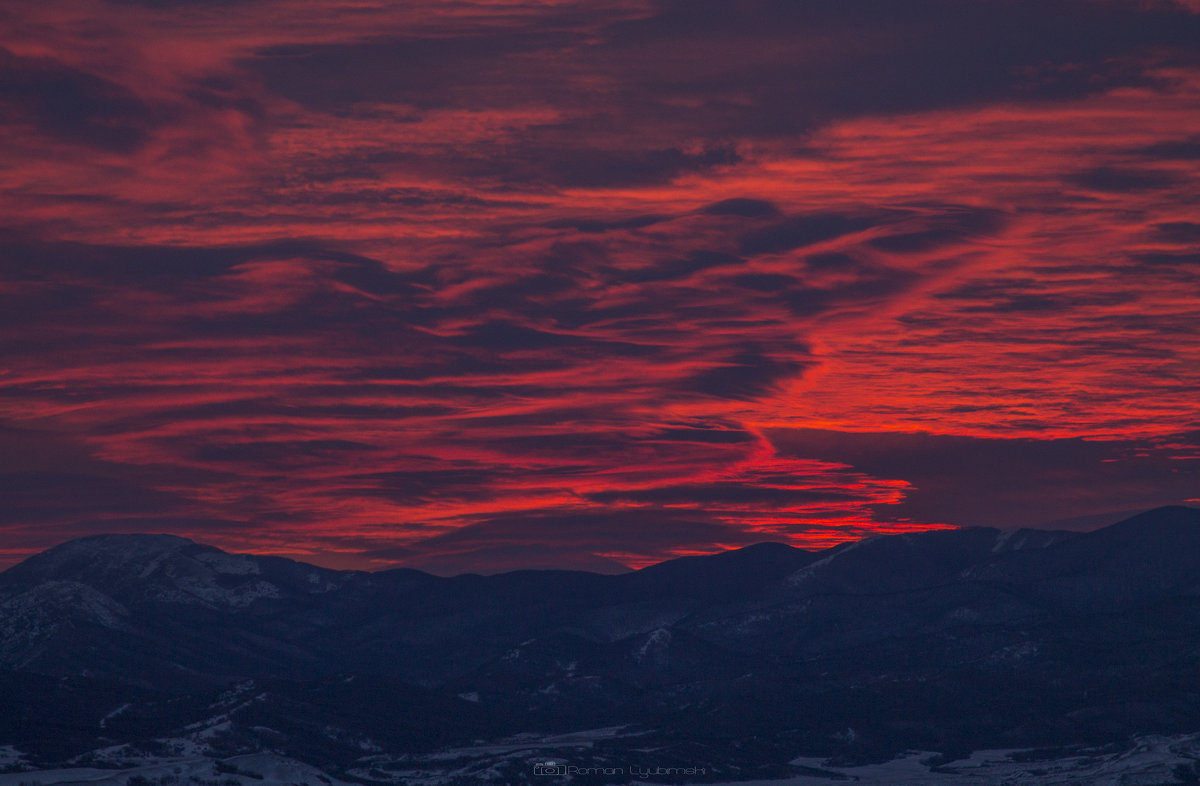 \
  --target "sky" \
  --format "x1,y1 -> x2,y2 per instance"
0,0 -> 1198,574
